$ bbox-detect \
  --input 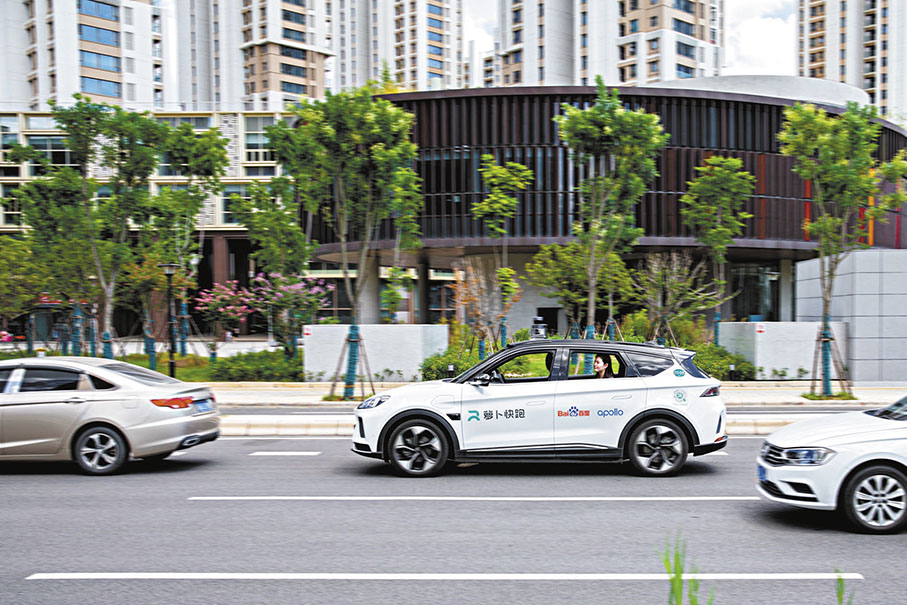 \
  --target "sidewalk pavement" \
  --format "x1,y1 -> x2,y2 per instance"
209,381 -> 907,437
